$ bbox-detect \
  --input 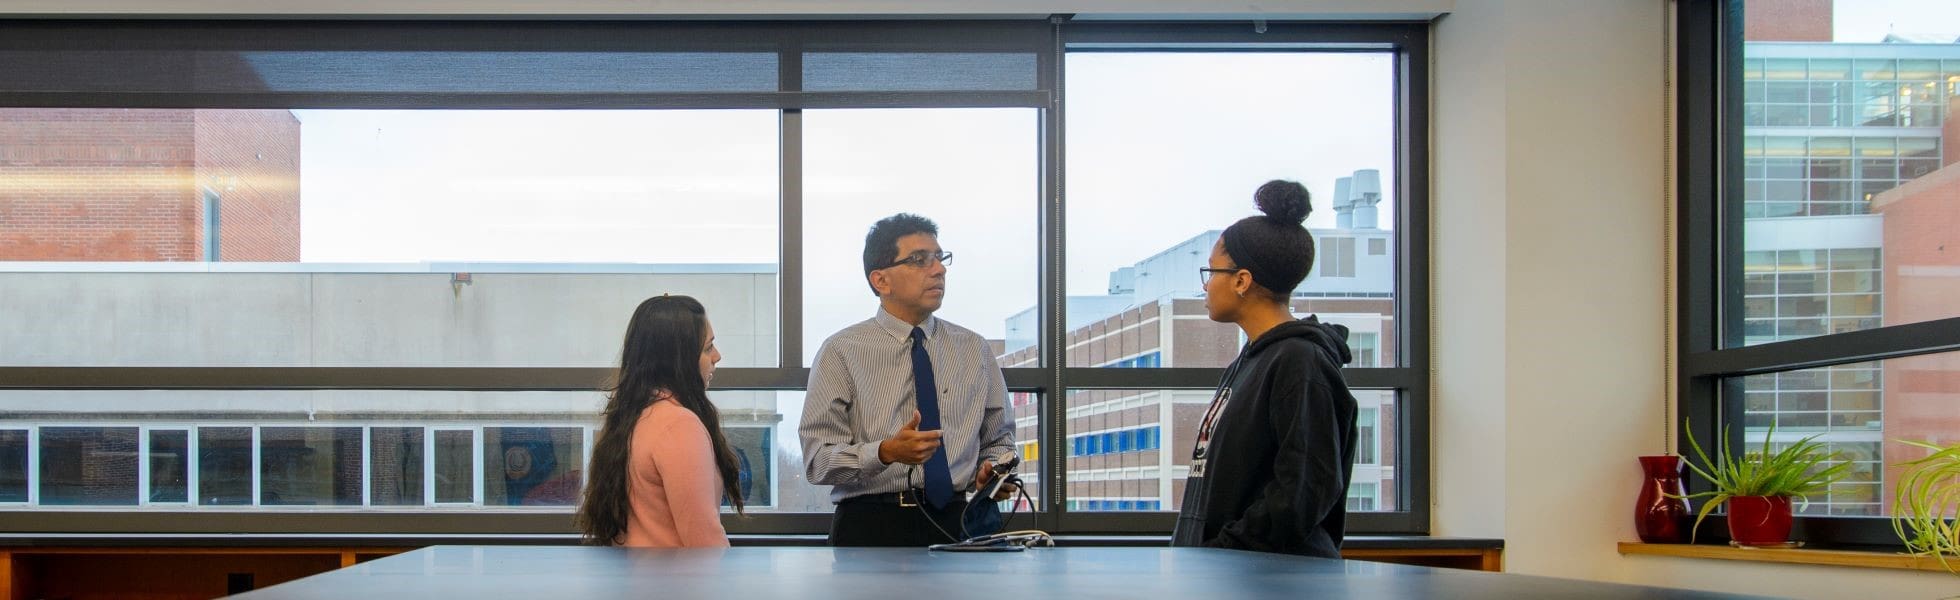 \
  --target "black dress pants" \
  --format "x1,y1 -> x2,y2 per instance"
828,495 -> 970,547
